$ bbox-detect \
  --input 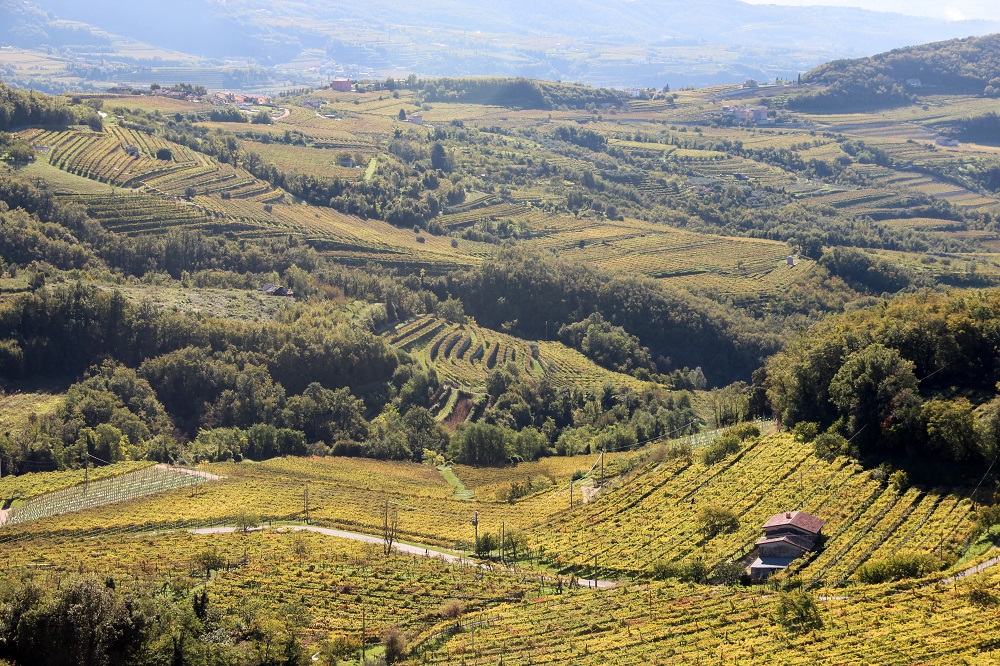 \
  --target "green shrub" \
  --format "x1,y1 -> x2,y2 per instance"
696,505 -> 740,537
774,590 -> 823,632
792,421 -> 819,443
813,431 -> 849,458
701,432 -> 741,465
856,552 -> 938,584
650,559 -> 676,580
678,559 -> 709,583
729,422 -> 761,441
712,560 -> 746,586
889,469 -> 909,493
